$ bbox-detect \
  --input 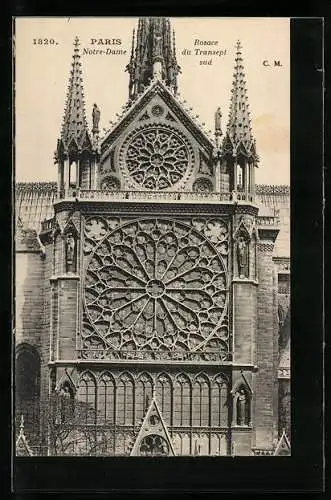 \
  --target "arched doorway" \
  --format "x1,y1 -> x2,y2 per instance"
15,344 -> 40,444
